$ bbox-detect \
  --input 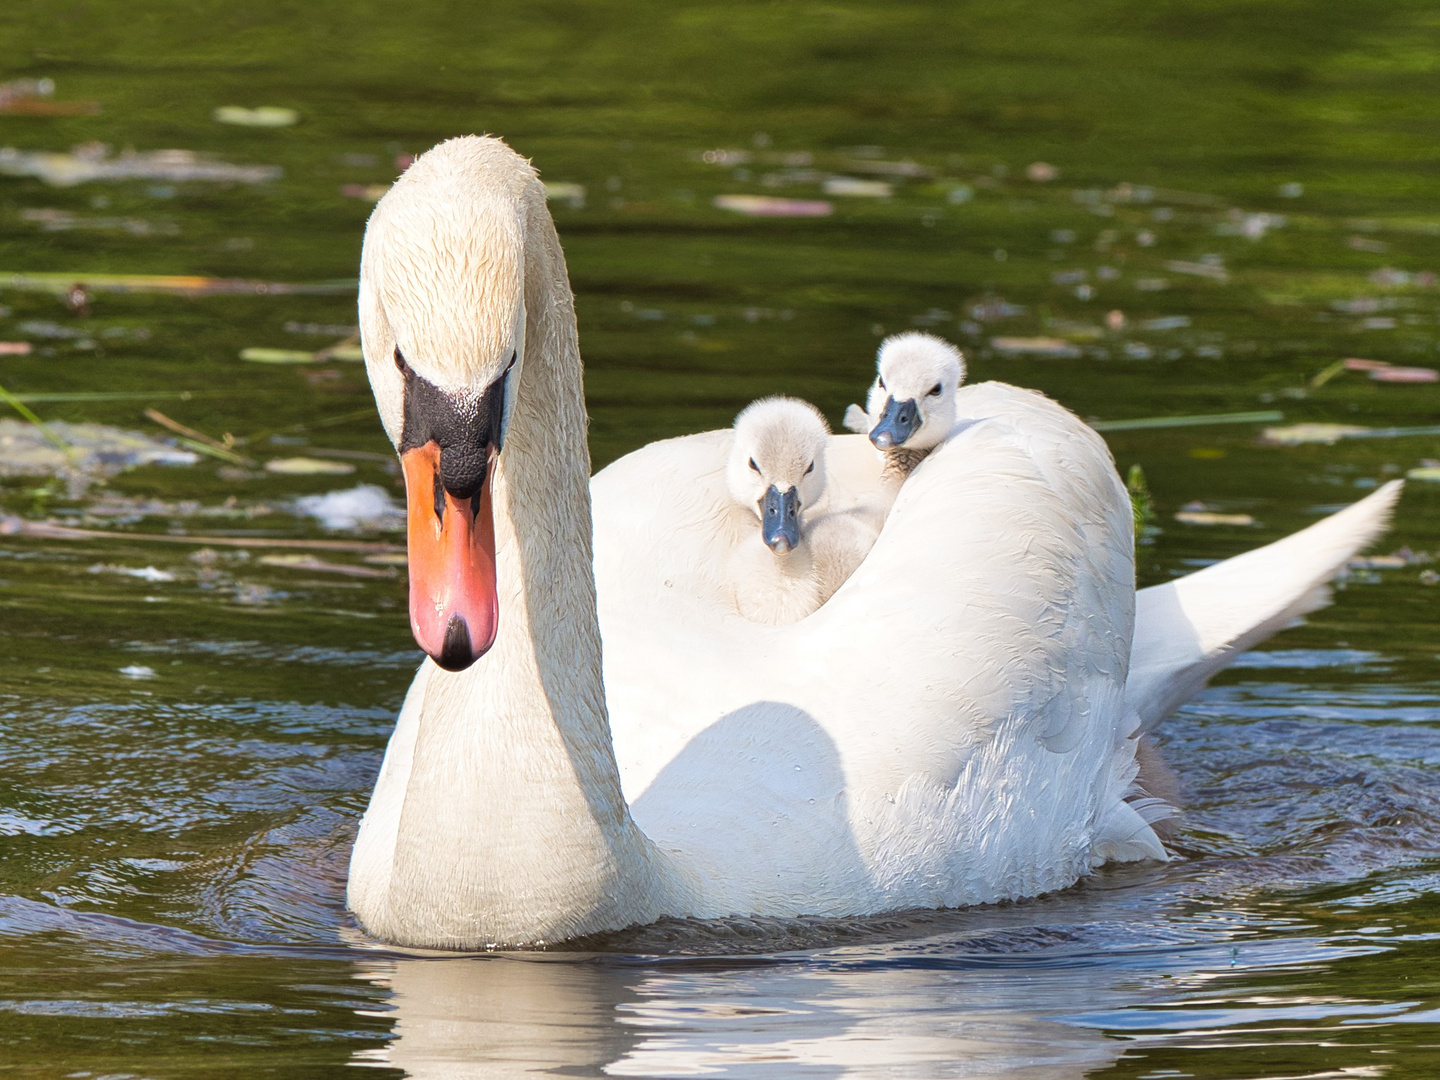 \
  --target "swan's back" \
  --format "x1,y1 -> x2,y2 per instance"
593,382 -> 1155,916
